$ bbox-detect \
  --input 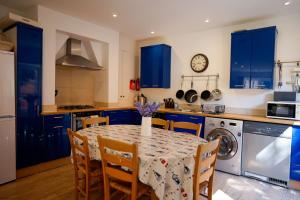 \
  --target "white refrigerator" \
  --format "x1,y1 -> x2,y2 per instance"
0,50 -> 16,184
